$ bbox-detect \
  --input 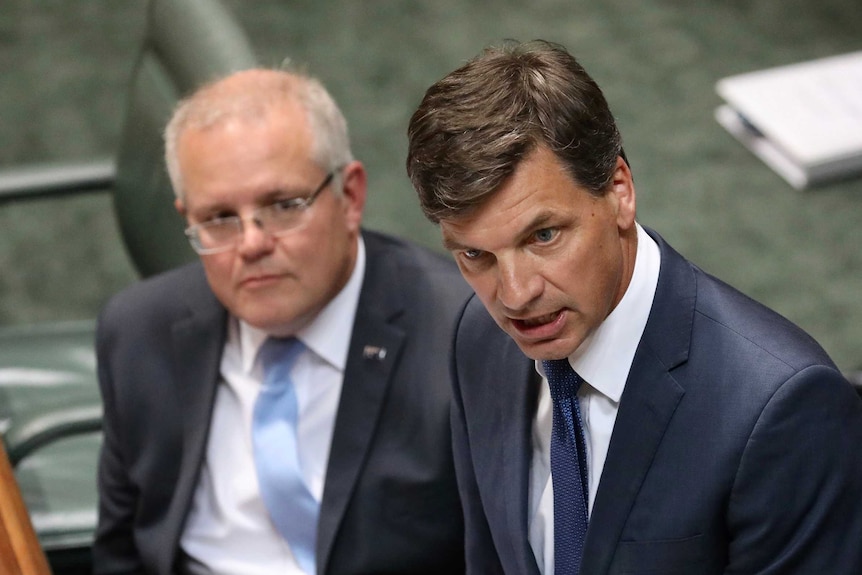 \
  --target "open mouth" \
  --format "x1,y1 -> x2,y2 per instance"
518,311 -> 560,327
510,310 -> 564,335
